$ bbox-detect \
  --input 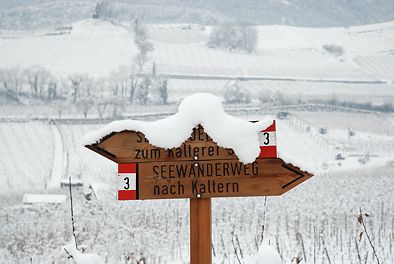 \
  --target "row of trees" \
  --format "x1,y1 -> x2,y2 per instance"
0,65 -> 168,118
92,1 -> 259,54
0,17 -> 160,119
208,24 -> 258,53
